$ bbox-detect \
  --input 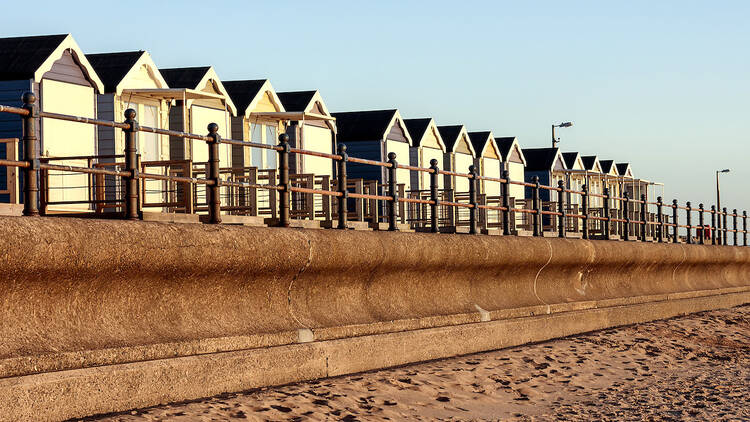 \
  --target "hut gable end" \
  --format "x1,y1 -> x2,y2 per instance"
386,120 -> 408,143
455,134 -> 473,155
42,50 -> 92,87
